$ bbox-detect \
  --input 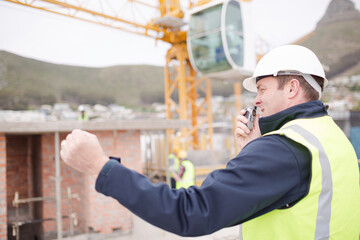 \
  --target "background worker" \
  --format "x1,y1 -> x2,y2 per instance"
60,45 -> 360,239
170,150 -> 195,189
77,105 -> 89,122
168,147 -> 180,188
